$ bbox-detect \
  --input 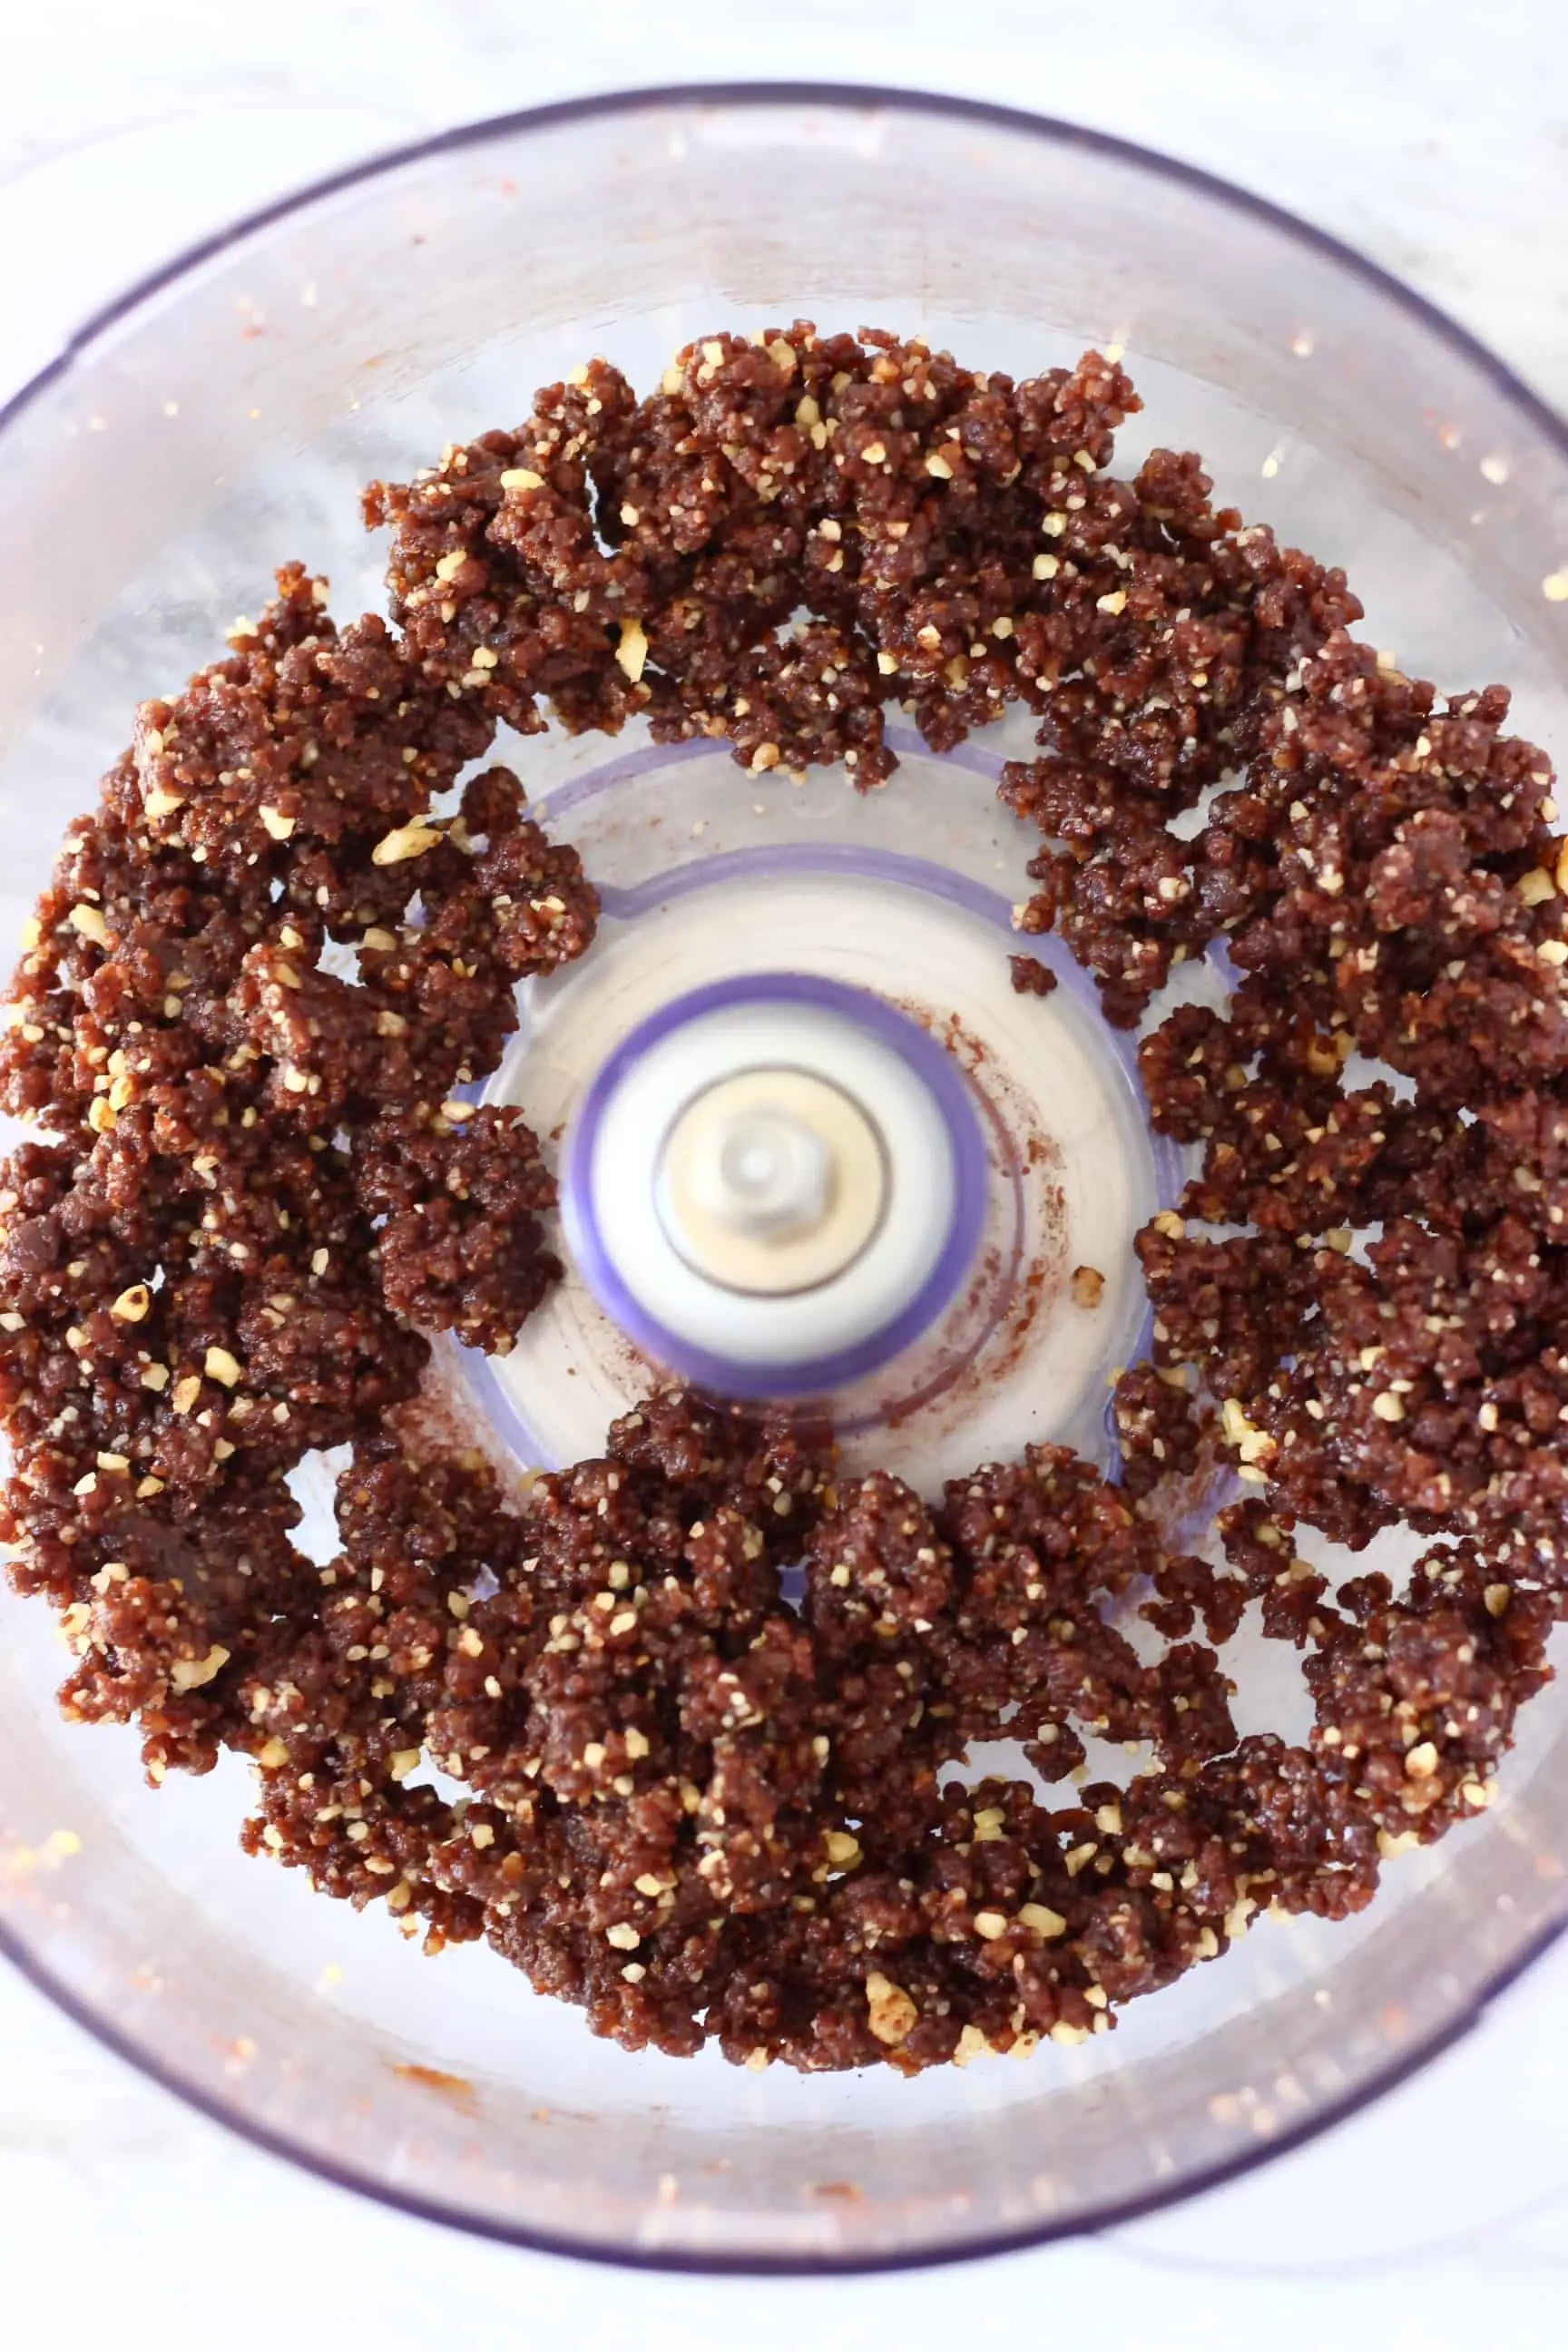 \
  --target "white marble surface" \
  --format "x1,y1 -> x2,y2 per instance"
2,5 -> 1567,2346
